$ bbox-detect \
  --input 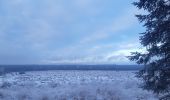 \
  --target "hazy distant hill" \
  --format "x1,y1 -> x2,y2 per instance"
0,65 -> 143,73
